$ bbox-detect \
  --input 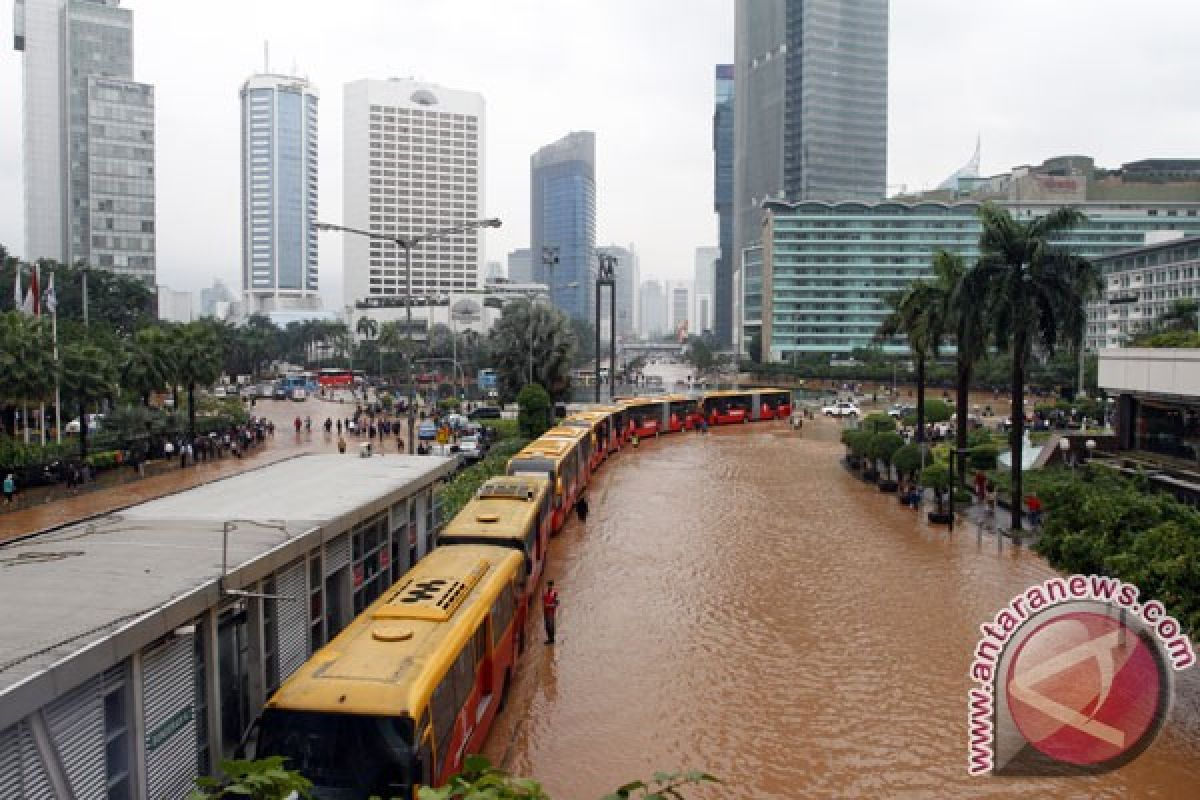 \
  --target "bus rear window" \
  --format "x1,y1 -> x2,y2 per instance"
258,710 -> 414,795
507,457 -> 555,478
